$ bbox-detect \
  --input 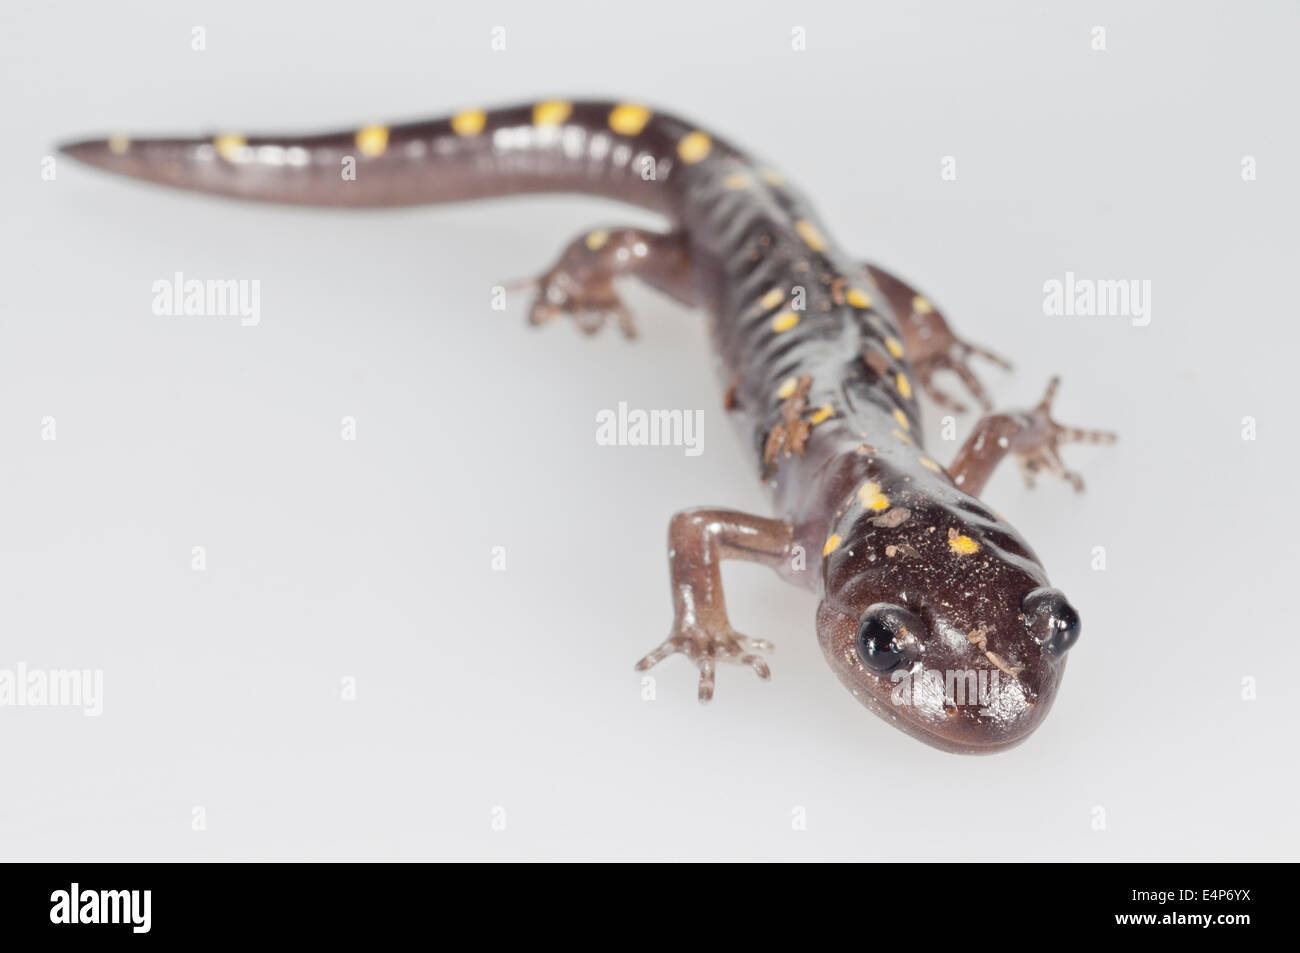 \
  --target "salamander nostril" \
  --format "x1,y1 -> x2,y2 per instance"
1022,587 -> 1081,655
